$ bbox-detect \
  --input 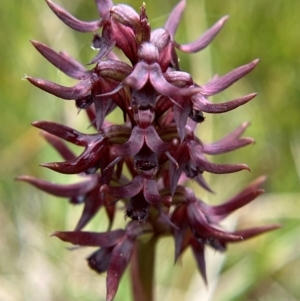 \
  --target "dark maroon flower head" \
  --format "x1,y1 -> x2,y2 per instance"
18,0 -> 279,300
